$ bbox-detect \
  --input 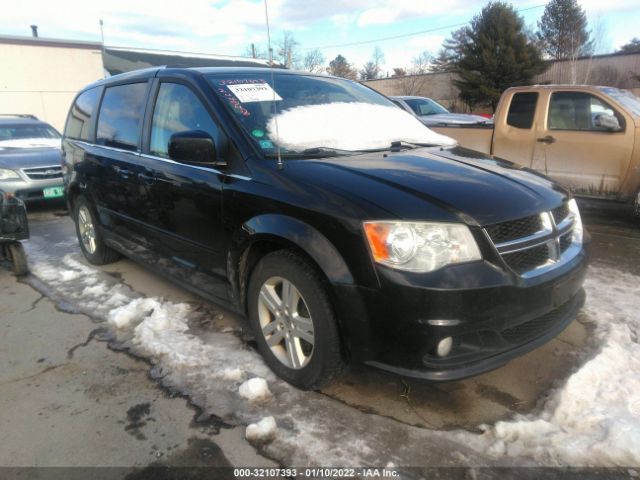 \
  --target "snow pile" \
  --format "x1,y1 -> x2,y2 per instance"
266,102 -> 456,152
459,266 -> 640,466
246,416 -> 278,444
239,377 -> 272,402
